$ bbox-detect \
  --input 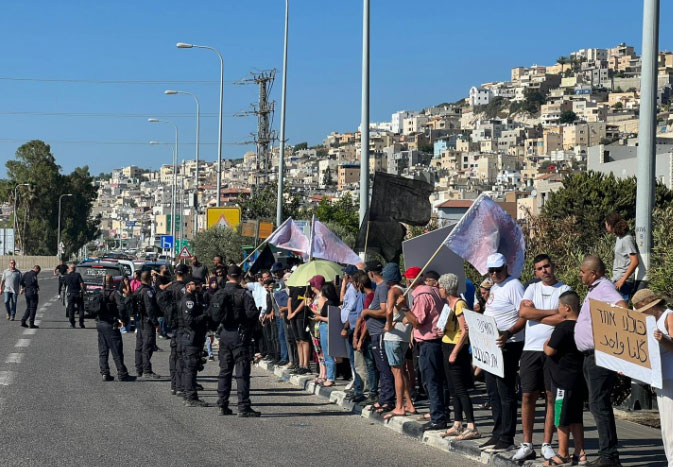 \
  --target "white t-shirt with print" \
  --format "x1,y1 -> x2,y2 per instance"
522,281 -> 571,351
485,276 -> 525,343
